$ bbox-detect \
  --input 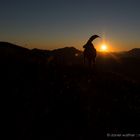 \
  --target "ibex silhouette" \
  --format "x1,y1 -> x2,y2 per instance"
83,35 -> 100,67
